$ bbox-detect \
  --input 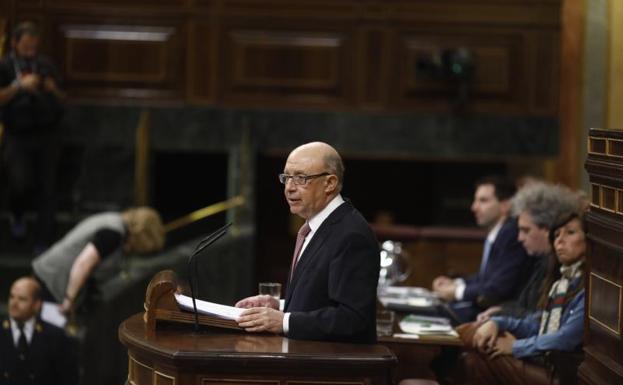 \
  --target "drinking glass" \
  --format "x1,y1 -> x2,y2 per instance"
376,310 -> 395,336
259,282 -> 282,301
